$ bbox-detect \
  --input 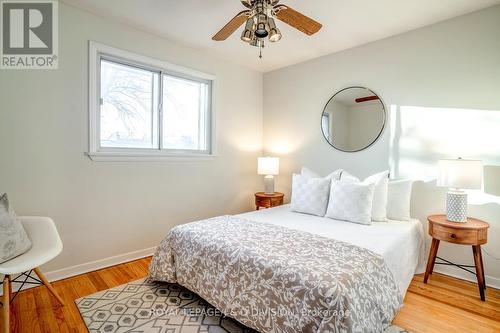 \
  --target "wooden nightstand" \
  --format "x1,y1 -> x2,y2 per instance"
424,214 -> 489,301
255,192 -> 284,210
